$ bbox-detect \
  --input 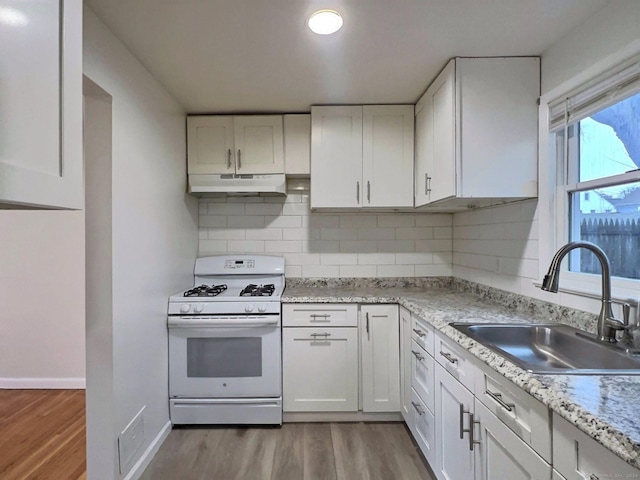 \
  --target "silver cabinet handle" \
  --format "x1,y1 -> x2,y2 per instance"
459,404 -> 480,451
411,350 -> 424,361
589,475 -> 600,480
310,332 -> 331,338
227,149 -> 232,169
310,313 -> 331,322
366,312 -> 370,337
485,390 -> 515,412
356,181 -> 360,203
367,181 -> 371,203
411,401 -> 424,416
426,174 -> 432,194
237,149 -> 241,169
440,351 -> 458,364
459,403 -> 467,439
412,328 -> 426,338
468,412 -> 481,451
